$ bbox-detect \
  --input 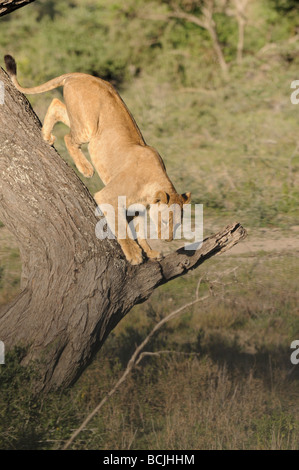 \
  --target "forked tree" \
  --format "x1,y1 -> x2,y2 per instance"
0,1 -> 246,392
